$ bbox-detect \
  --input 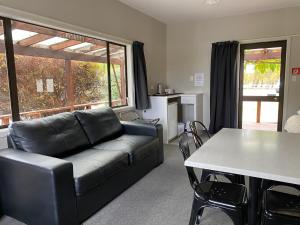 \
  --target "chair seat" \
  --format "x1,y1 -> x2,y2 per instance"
196,181 -> 247,207
264,190 -> 300,218
201,169 -> 245,184
63,148 -> 129,196
92,134 -> 158,164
